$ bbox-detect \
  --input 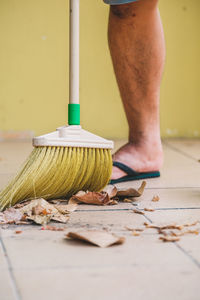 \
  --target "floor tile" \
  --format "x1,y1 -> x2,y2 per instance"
165,139 -> 200,161
13,264 -> 200,300
137,188 -> 200,209
0,235 -> 18,300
